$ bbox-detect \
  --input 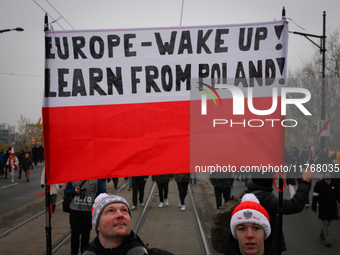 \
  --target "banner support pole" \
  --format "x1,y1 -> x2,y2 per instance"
276,8 -> 285,255
44,12 -> 53,255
